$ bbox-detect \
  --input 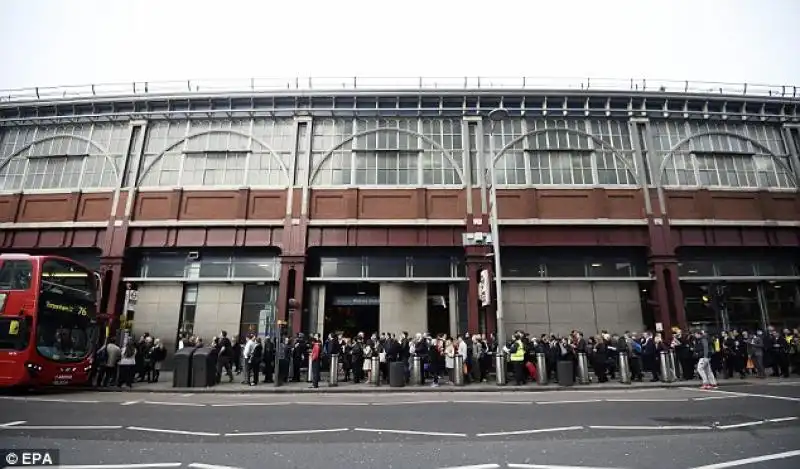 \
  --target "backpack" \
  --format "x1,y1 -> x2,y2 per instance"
632,341 -> 642,354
